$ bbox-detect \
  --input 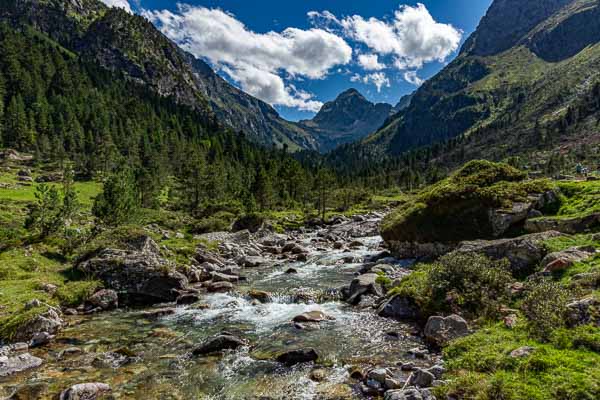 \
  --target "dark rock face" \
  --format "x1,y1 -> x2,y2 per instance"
378,295 -> 421,321
276,348 -> 319,366
526,2 -> 600,62
77,237 -> 188,305
192,334 -> 246,356
297,89 -> 392,152
462,0 -> 572,57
